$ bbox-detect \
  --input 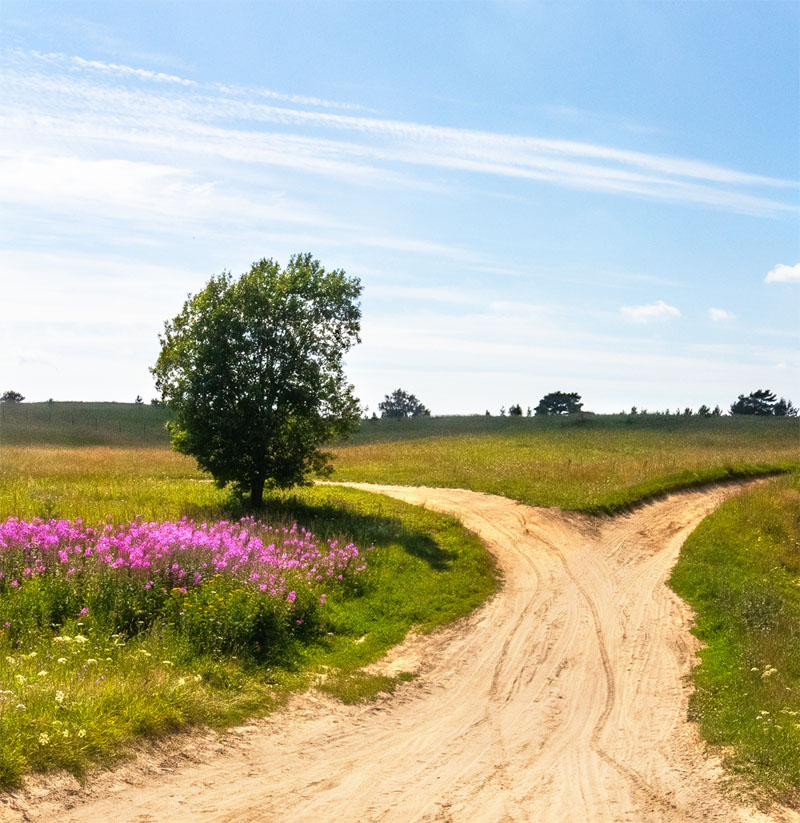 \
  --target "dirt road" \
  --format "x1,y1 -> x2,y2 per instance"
6,483 -> 797,823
